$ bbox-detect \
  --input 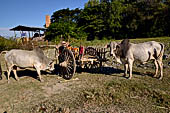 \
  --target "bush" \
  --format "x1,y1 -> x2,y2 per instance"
0,36 -> 19,51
